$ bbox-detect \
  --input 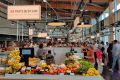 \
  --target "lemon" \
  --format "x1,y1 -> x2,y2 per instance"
86,74 -> 89,76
